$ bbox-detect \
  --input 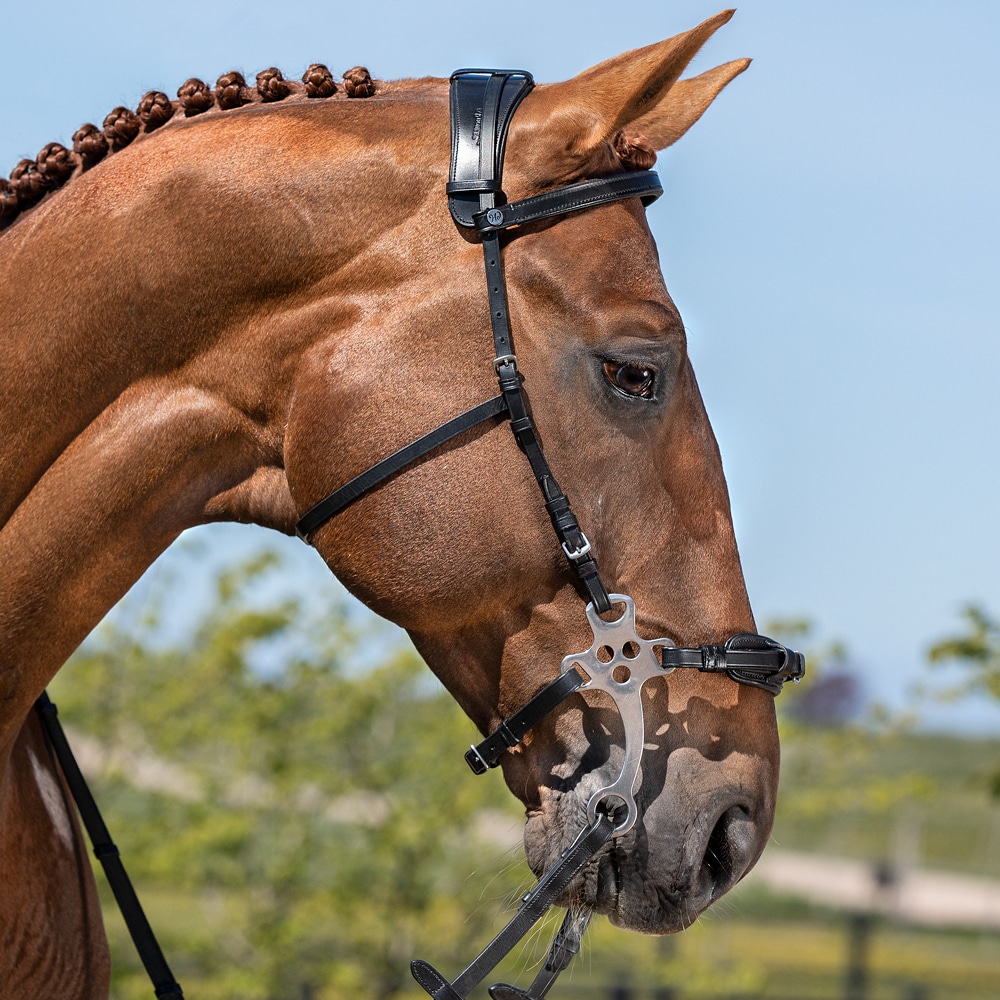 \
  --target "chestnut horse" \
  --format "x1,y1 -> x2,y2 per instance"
0,10 -> 781,998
